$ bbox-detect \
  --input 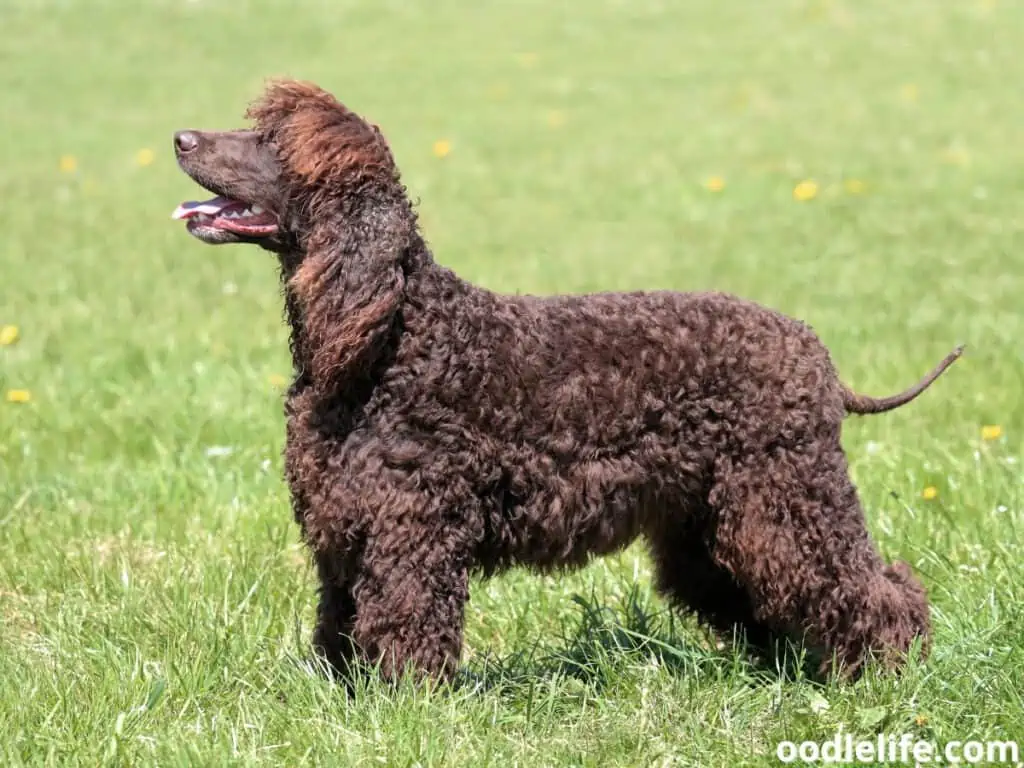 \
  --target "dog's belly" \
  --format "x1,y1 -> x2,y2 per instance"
474,444 -> 705,572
